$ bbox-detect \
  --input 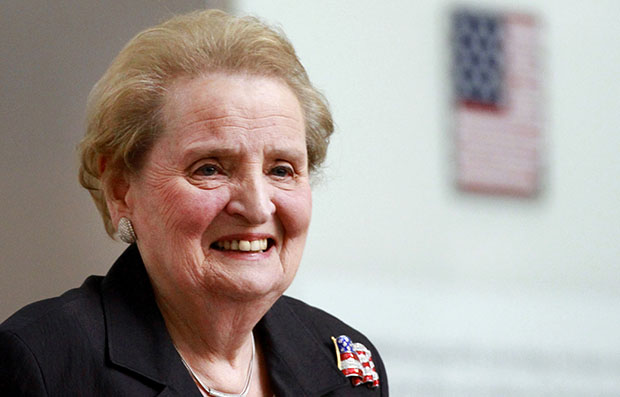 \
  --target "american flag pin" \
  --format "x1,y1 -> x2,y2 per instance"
331,335 -> 380,388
